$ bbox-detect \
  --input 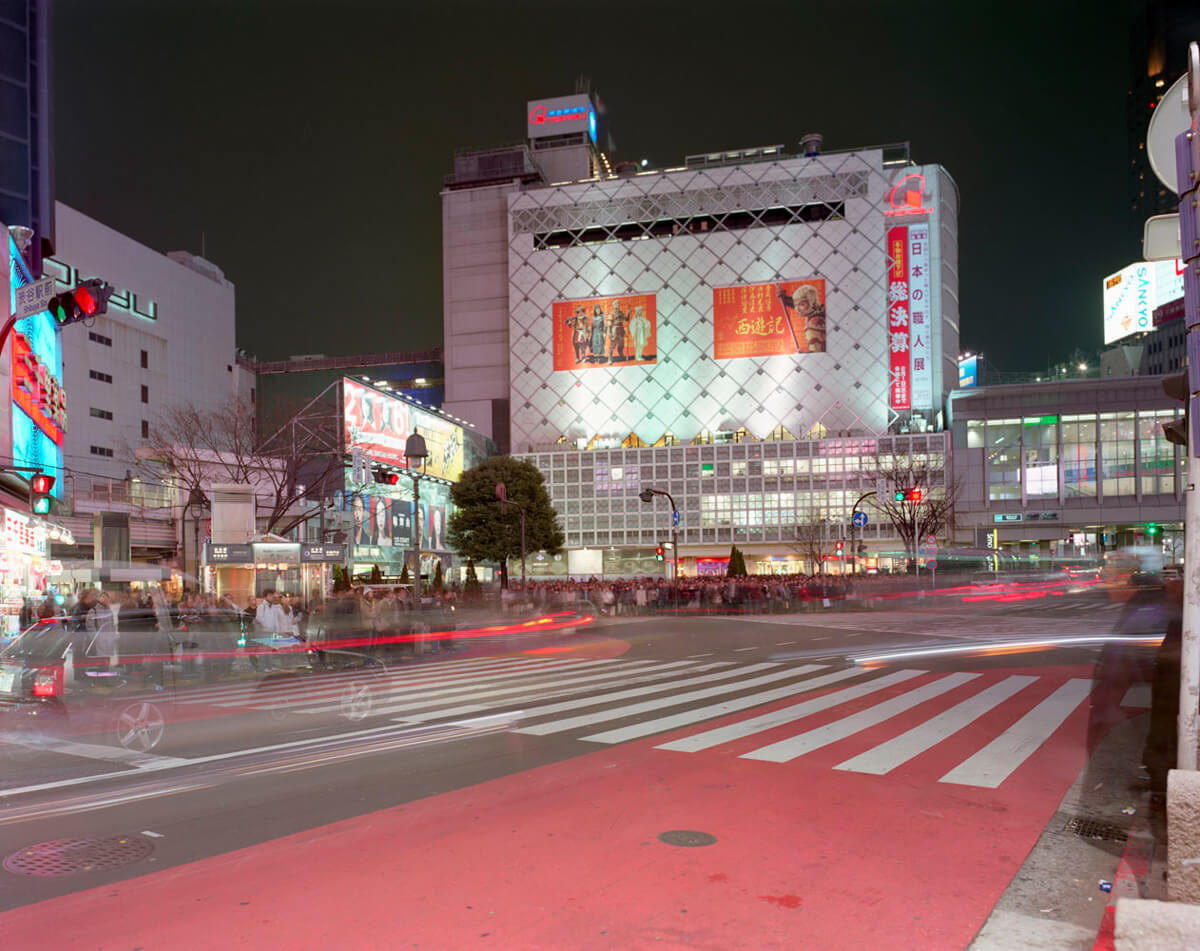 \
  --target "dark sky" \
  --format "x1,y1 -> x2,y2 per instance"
53,0 -> 1141,371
